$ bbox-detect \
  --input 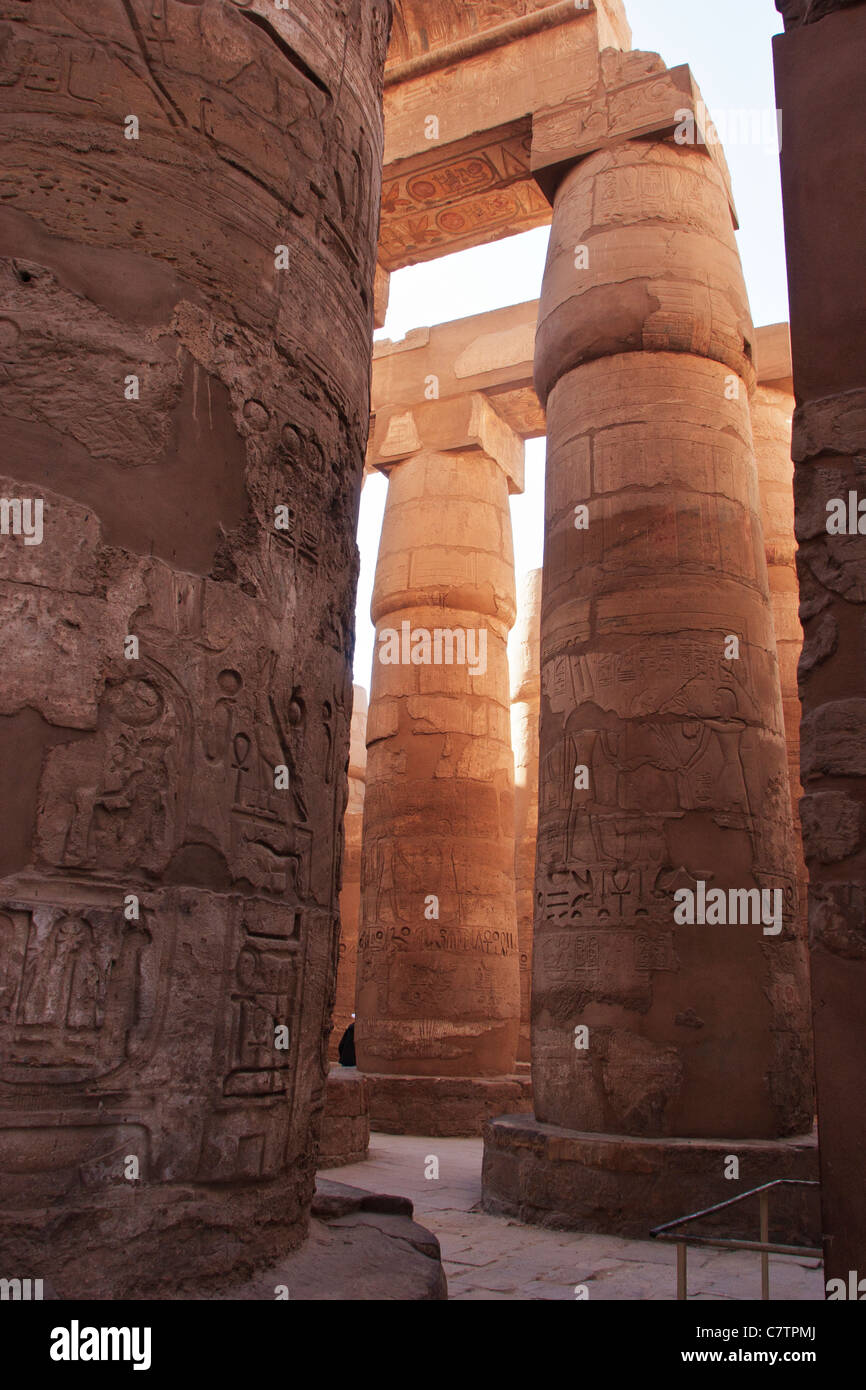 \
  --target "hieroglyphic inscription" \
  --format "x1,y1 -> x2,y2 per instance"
0,901 -> 162,1084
